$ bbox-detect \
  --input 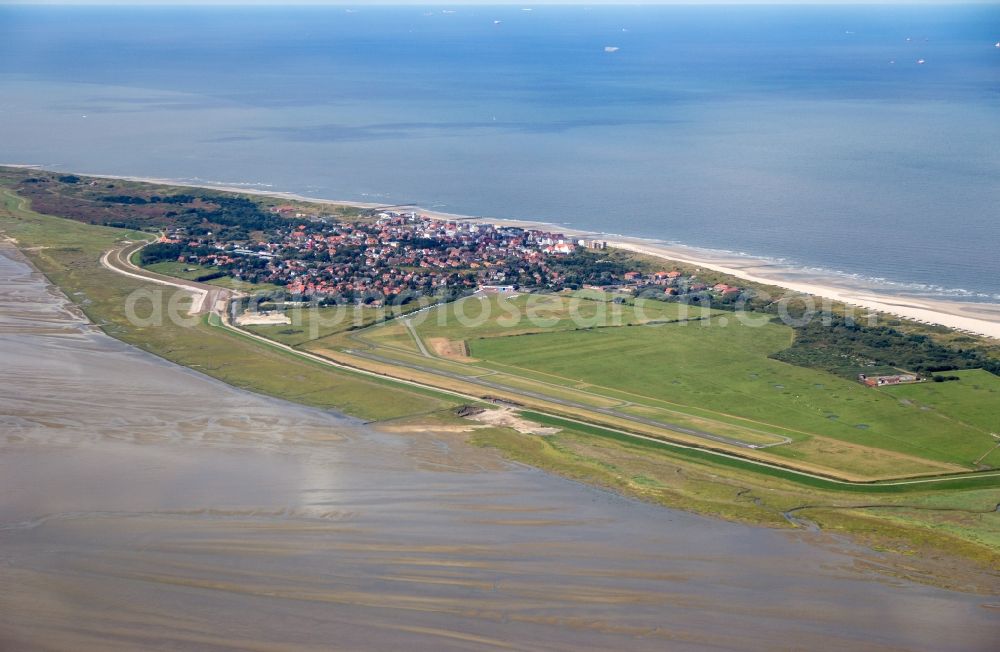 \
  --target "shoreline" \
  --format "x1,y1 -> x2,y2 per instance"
6,163 -> 1000,339
4,173 -> 1000,602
